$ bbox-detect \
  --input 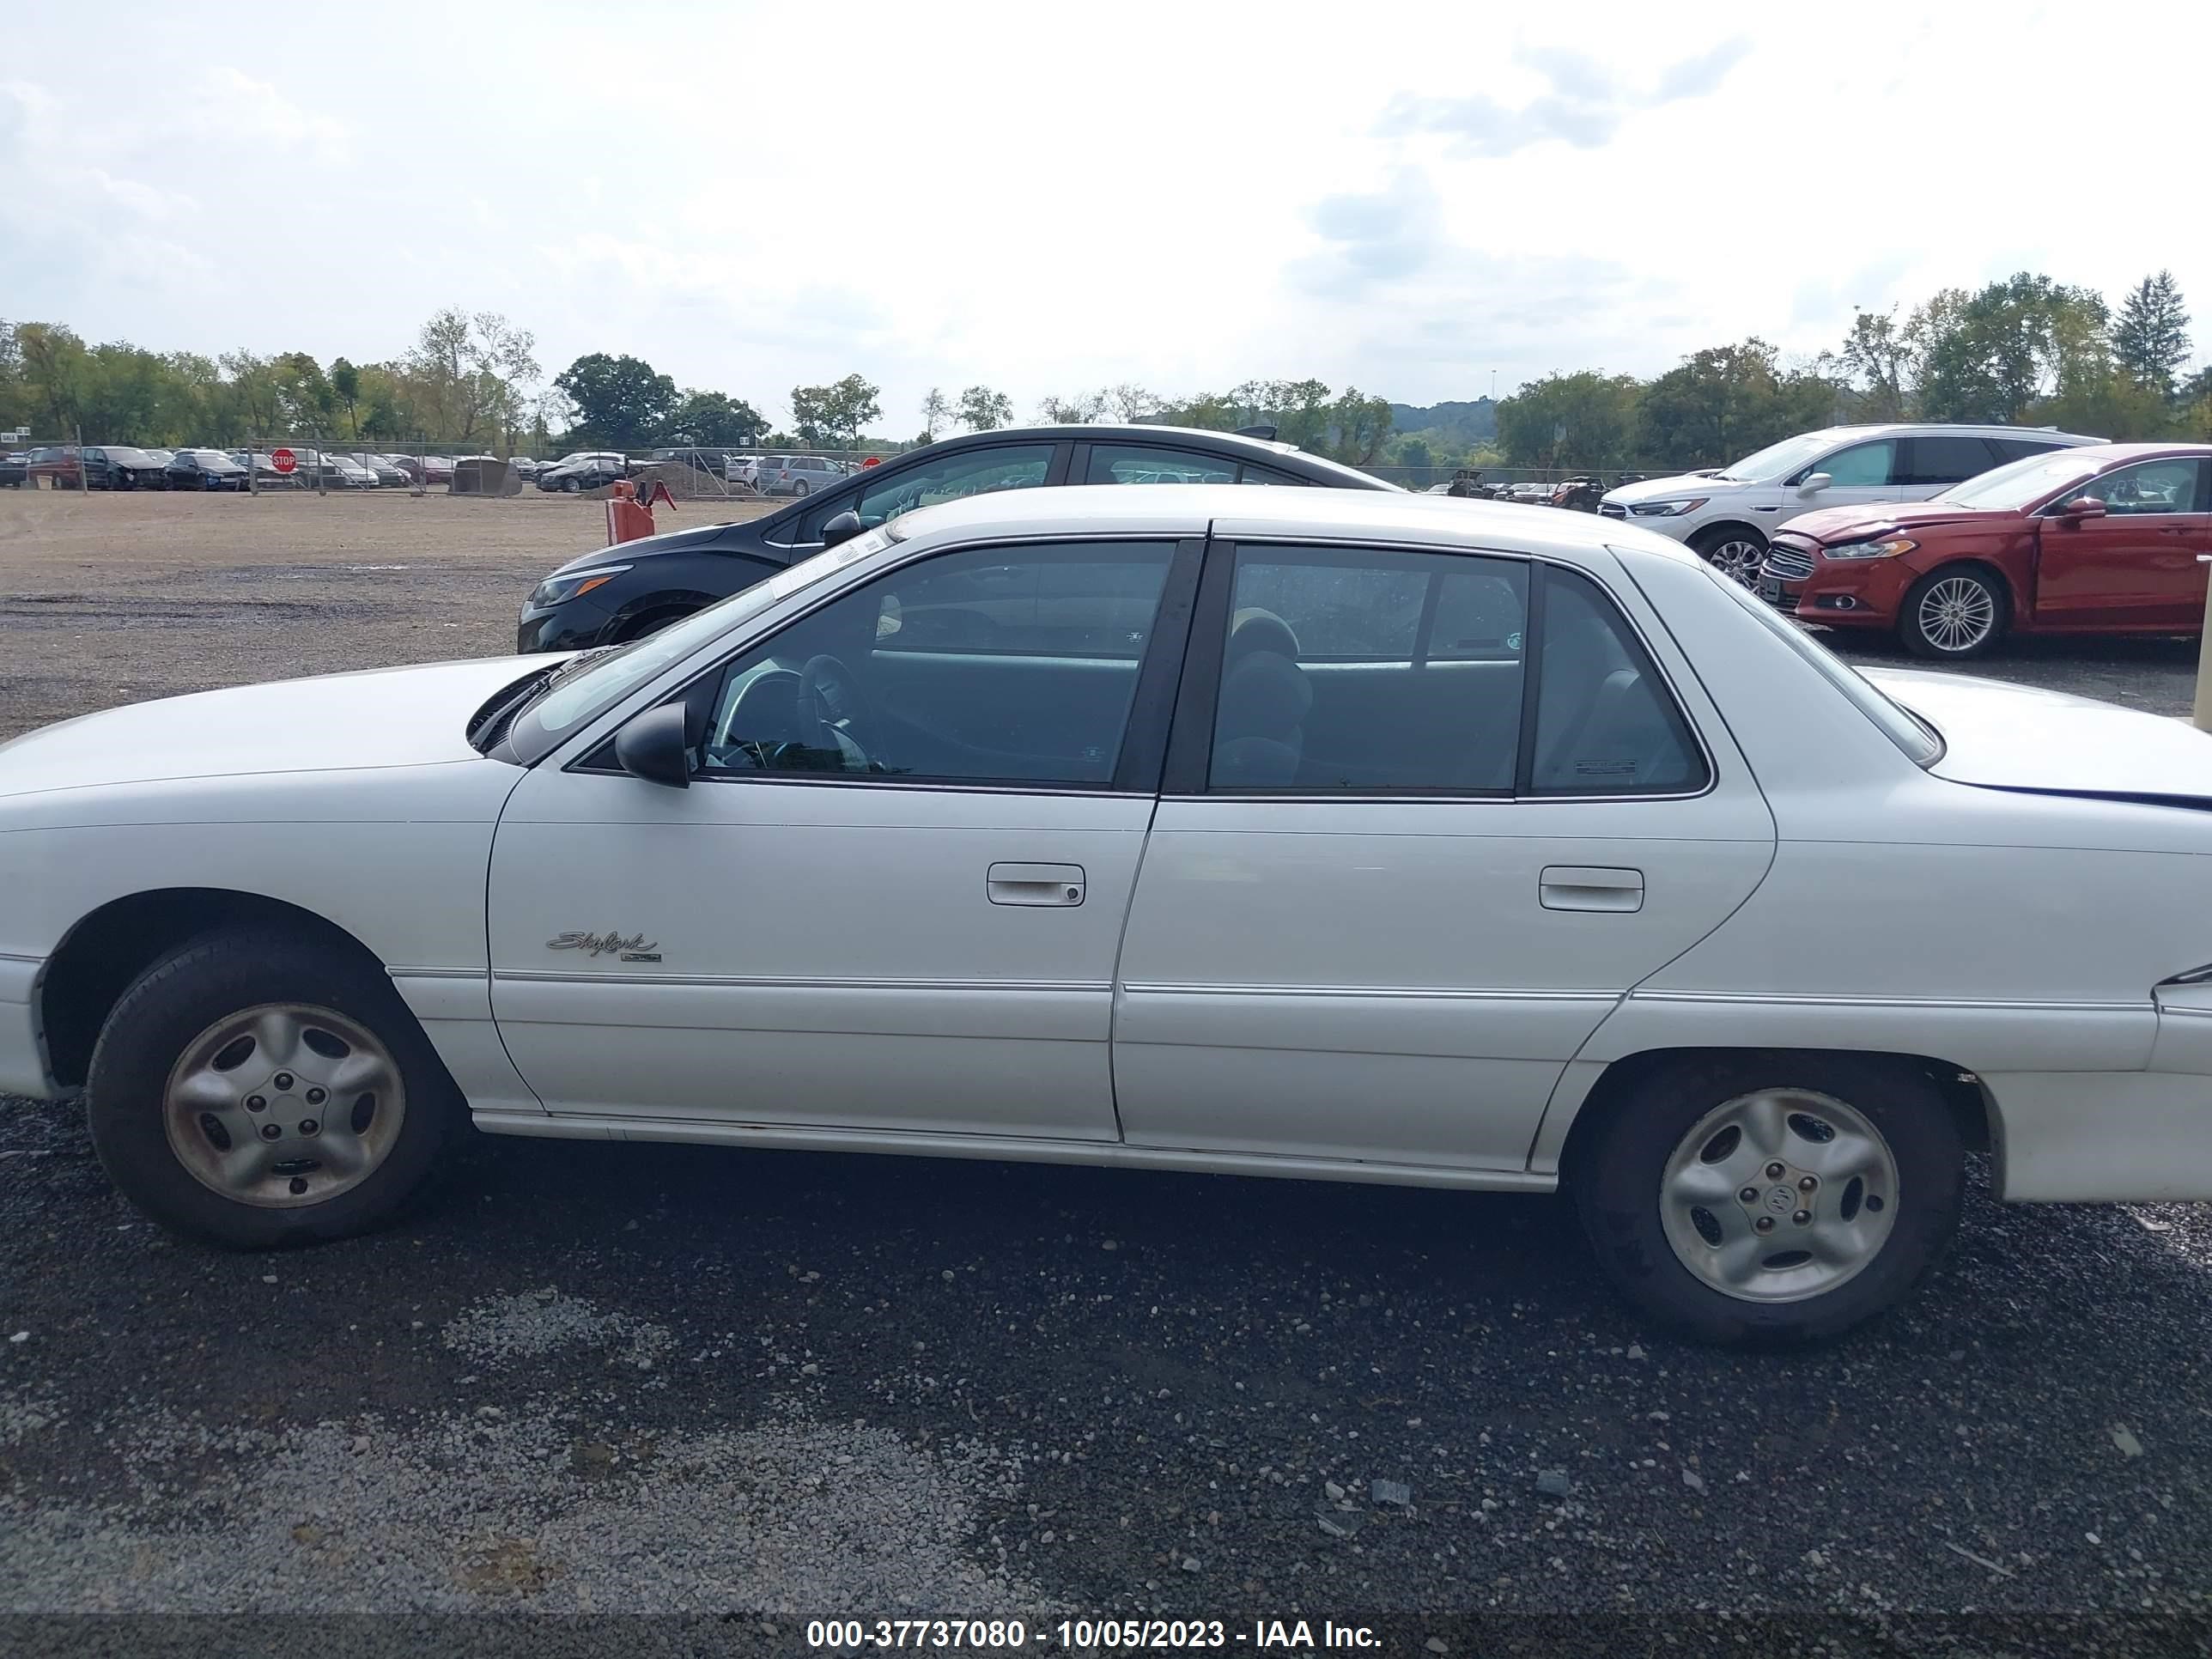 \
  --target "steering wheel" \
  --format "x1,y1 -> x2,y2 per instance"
797,653 -> 880,769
